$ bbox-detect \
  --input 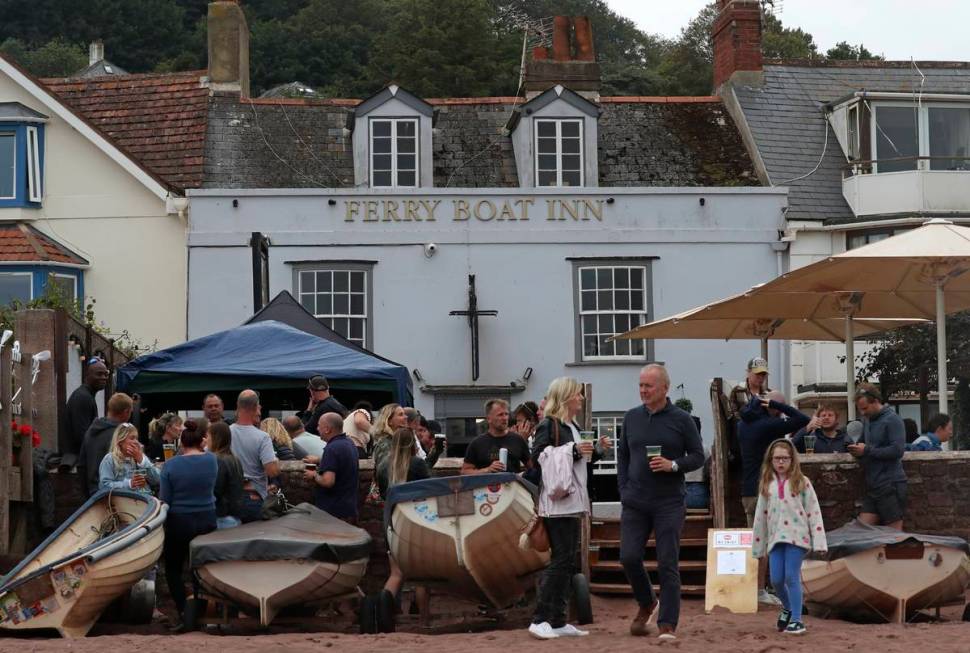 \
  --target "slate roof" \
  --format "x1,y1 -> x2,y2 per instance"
730,61 -> 970,222
72,59 -> 129,79
203,93 -> 758,189
0,223 -> 87,265
42,70 -> 210,191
